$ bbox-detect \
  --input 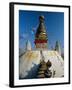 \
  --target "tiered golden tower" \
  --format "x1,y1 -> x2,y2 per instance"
34,15 -> 48,49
